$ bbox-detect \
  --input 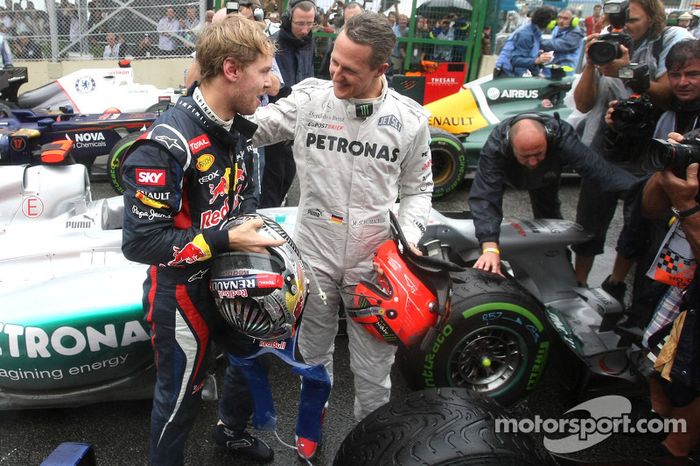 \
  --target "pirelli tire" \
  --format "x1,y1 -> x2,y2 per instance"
107,131 -> 141,194
333,387 -> 552,466
397,268 -> 550,406
429,127 -> 466,199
